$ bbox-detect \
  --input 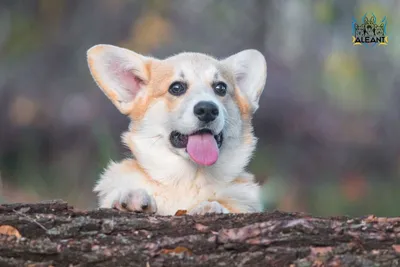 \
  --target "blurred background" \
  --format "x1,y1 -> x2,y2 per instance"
0,0 -> 399,216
